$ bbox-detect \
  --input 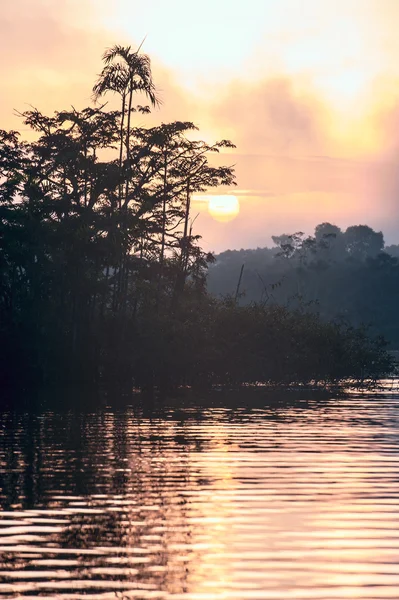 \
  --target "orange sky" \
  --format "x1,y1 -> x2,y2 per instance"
2,0 -> 399,251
